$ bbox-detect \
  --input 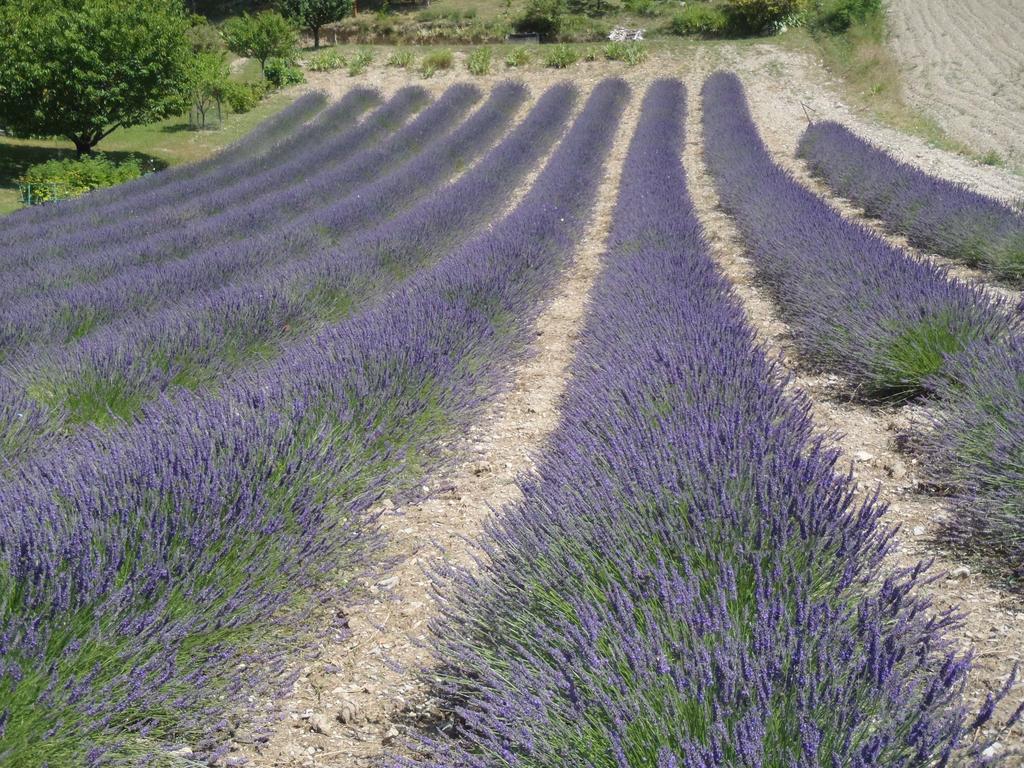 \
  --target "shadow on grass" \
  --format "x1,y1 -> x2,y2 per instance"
159,123 -> 194,134
0,142 -> 168,197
